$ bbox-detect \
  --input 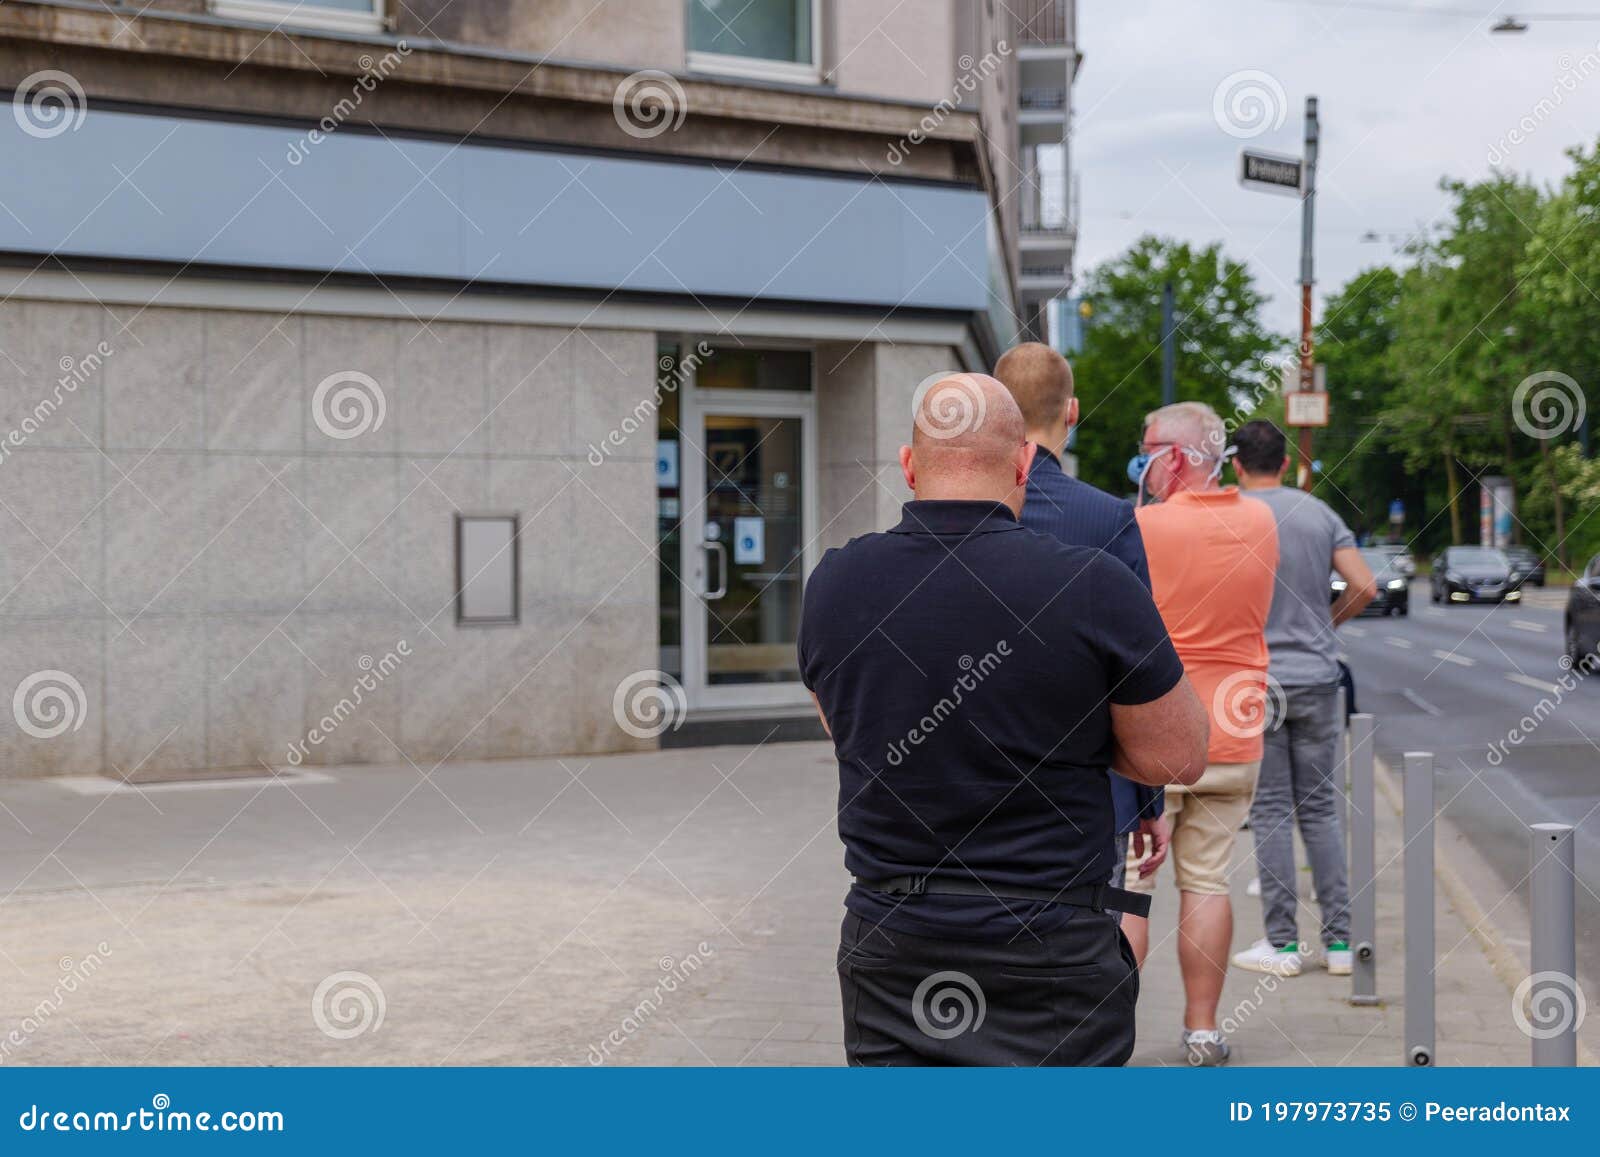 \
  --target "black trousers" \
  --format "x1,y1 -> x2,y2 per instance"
836,910 -> 1139,1066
